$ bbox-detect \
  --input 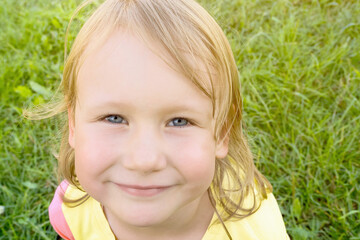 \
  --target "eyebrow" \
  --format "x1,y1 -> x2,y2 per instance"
85,100 -> 212,117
